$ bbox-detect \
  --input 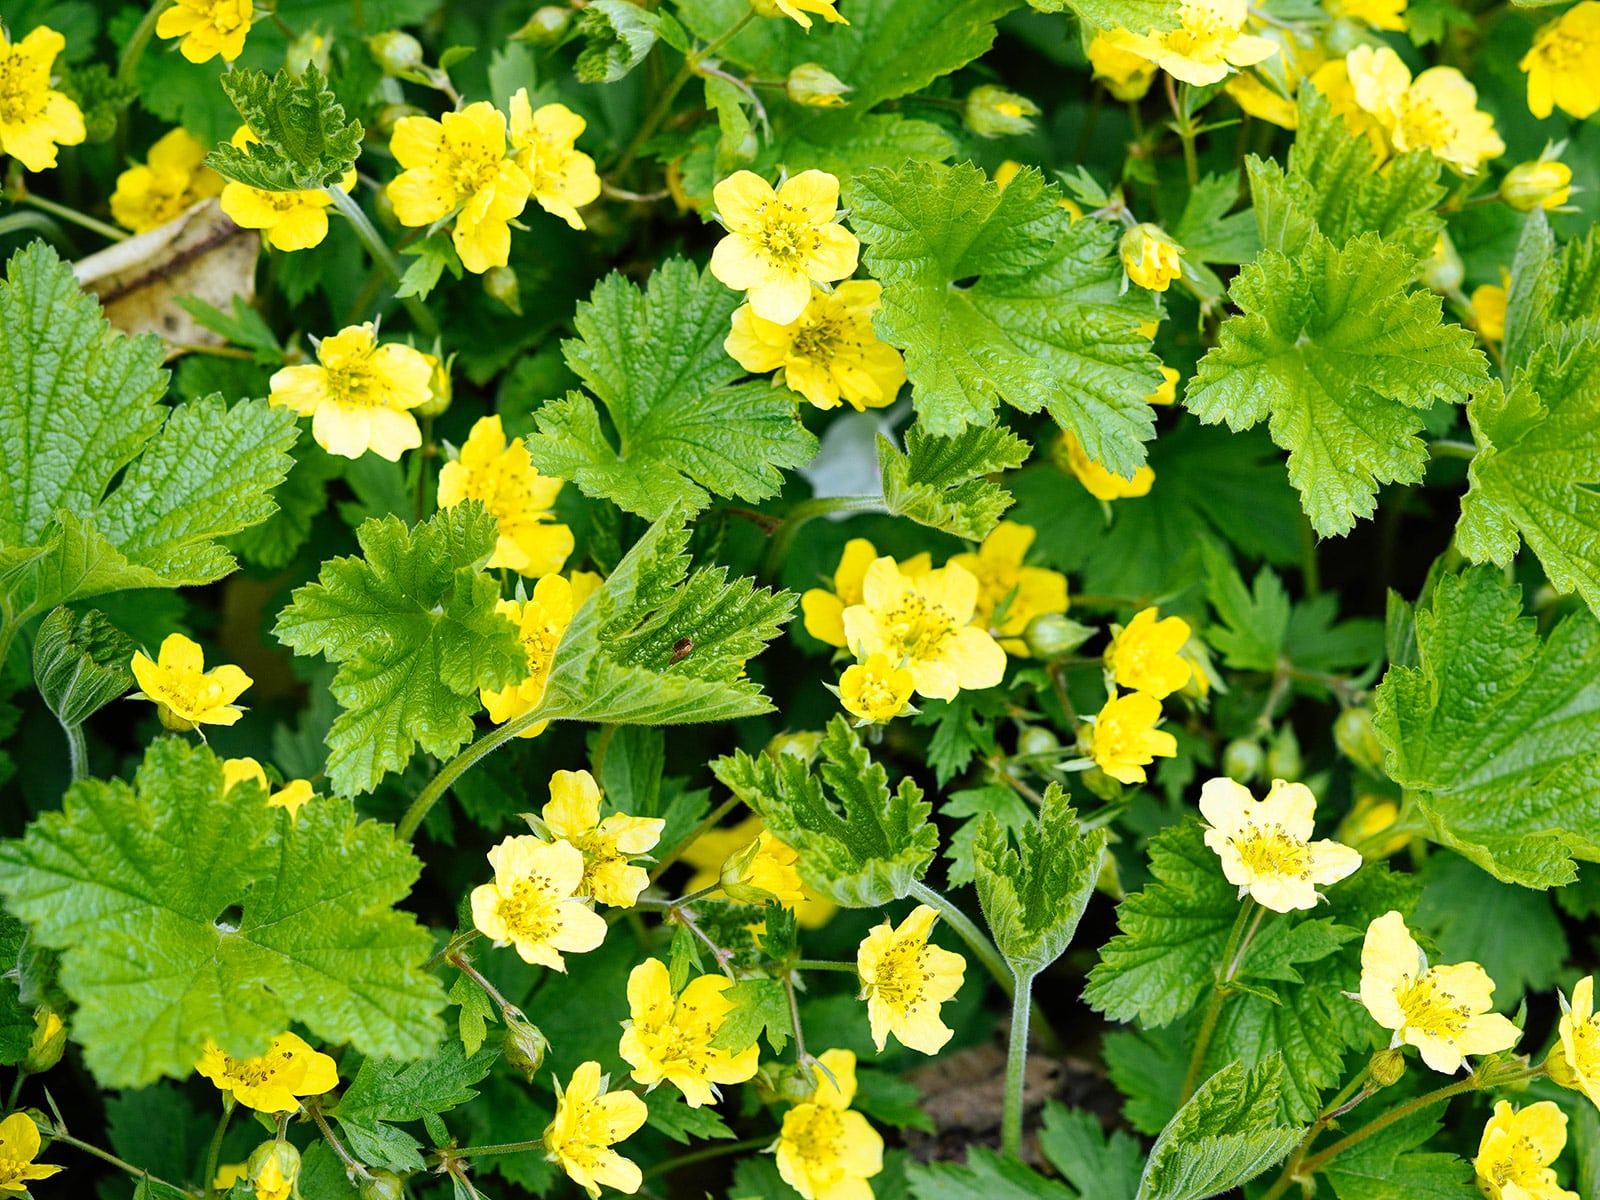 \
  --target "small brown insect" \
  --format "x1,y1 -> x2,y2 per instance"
669,638 -> 693,665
